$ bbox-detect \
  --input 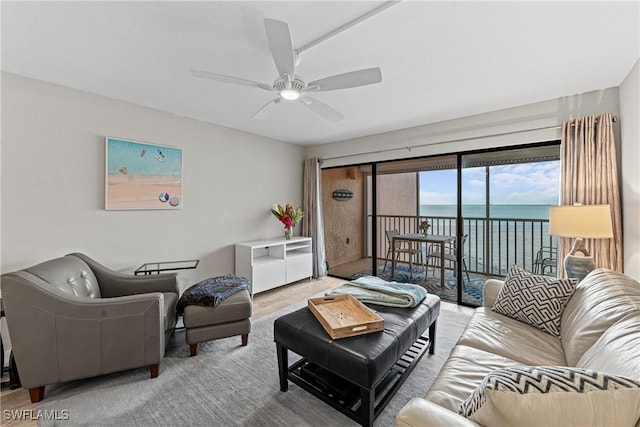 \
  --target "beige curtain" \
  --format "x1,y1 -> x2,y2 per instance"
302,158 -> 327,278
559,112 -> 622,276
